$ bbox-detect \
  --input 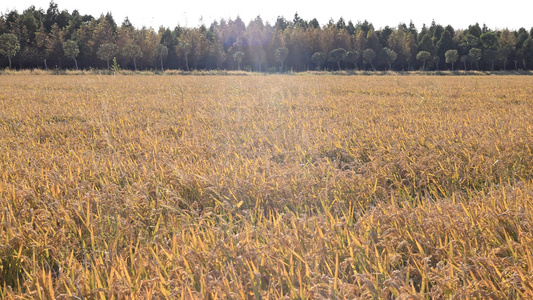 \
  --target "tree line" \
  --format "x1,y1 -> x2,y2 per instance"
1,2 -> 533,72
